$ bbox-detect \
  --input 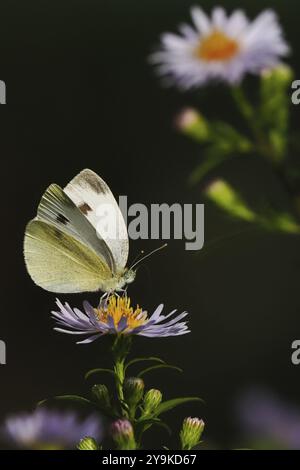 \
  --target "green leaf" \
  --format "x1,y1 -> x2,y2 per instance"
137,364 -> 183,378
153,397 -> 203,417
85,368 -> 115,380
38,395 -> 93,408
151,420 -> 172,435
189,147 -> 231,185
137,417 -> 171,436
189,123 -> 252,185
125,357 -> 166,372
